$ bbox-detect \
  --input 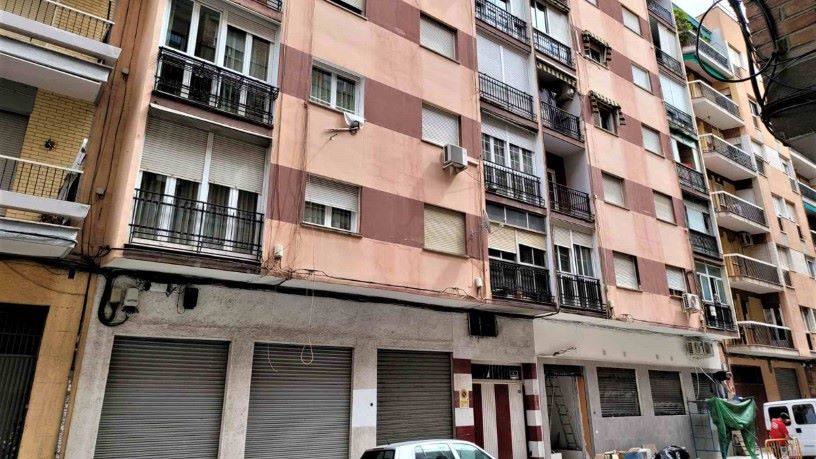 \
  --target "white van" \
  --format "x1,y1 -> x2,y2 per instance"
763,399 -> 816,457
